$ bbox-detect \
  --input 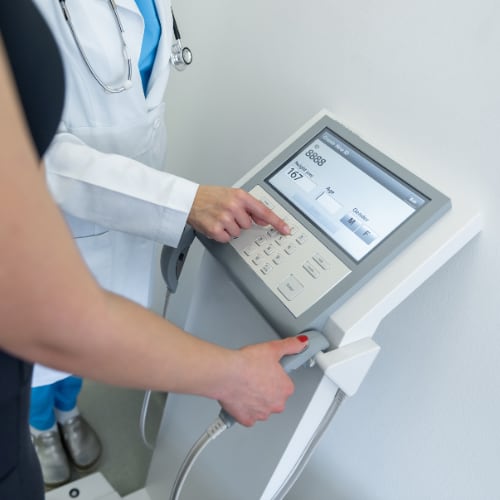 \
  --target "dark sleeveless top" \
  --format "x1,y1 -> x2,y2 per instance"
0,1 -> 65,498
